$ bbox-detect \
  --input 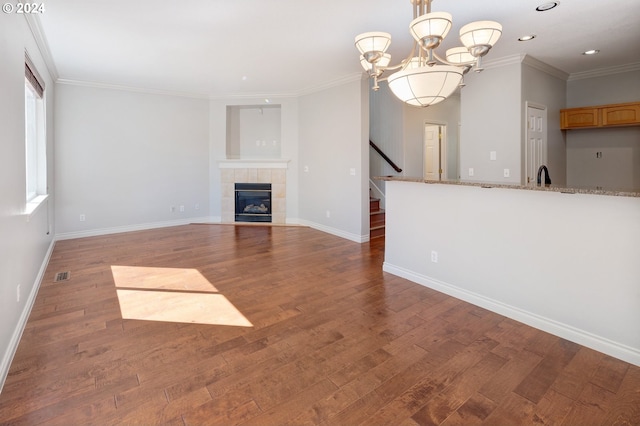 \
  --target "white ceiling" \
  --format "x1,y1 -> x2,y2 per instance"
37,0 -> 640,98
